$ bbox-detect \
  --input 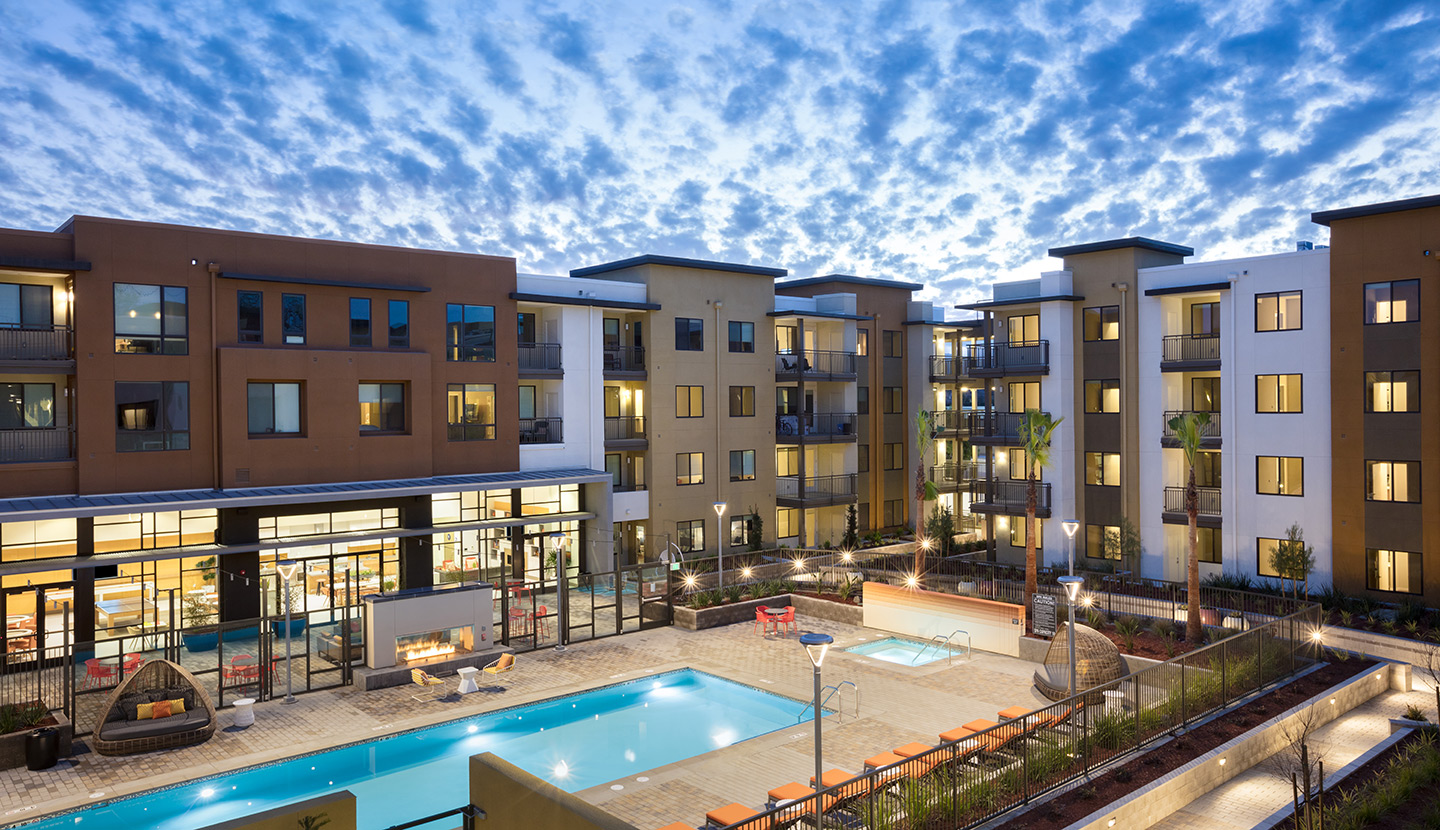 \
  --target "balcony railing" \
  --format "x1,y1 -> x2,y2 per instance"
929,409 -> 968,434
966,411 -> 1049,444
1164,485 -> 1221,516
775,412 -> 857,440
928,463 -> 980,489
962,340 -> 1049,376
1161,411 -> 1221,444
0,326 -> 72,361
613,480 -> 647,493
966,479 -> 1051,513
603,346 -> 646,373
776,473 -> 858,502
603,416 -> 647,442
775,350 -> 857,379
1161,333 -> 1220,365
516,342 -> 562,372
929,355 -> 959,379
518,417 -> 563,444
0,427 -> 75,463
